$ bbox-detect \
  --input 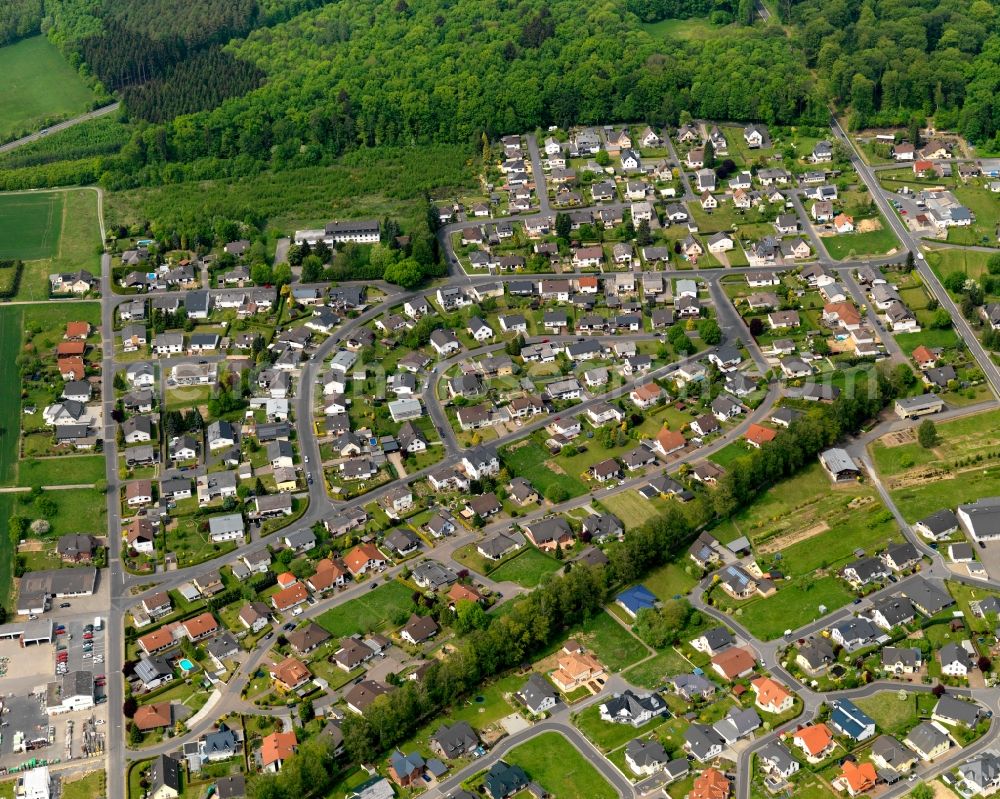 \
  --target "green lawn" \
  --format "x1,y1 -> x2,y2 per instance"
61,770 -> 106,799
19,455 -> 106,486
894,328 -> 961,353
733,575 -> 855,640
854,692 -> 919,736
642,561 -> 698,600
623,648 -> 693,689
315,579 -> 416,637
574,703 -> 666,751
501,440 -> 589,499
489,548 -> 563,588
0,36 -> 98,141
504,731 -> 617,799
563,610 -> 648,672
33,487 -> 107,536
599,491 -> 673,530
870,440 -> 938,477
927,248 -> 993,285
823,228 -> 901,260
